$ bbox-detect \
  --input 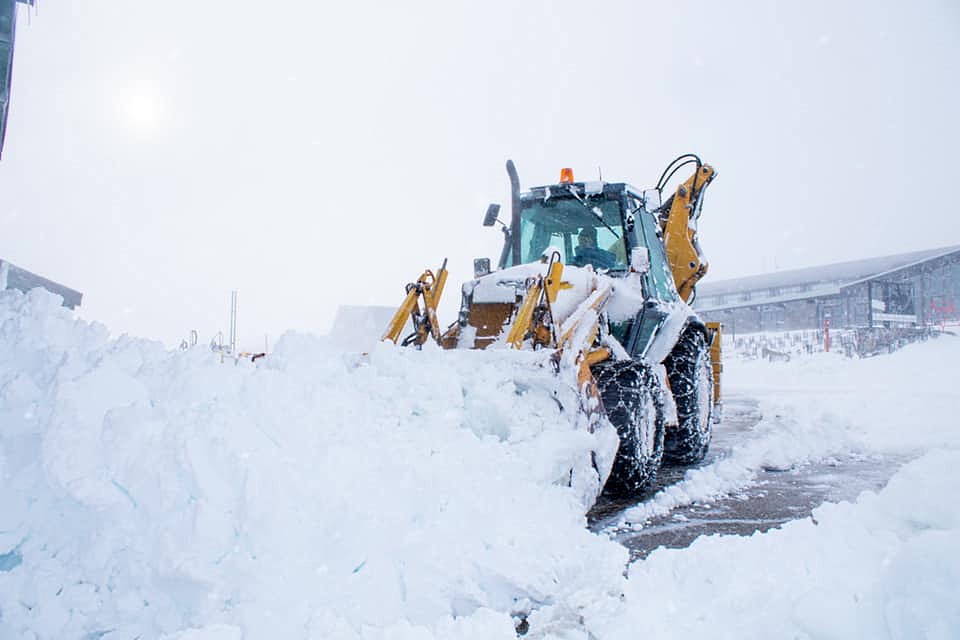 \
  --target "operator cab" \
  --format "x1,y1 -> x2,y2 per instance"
503,182 -> 628,271
485,165 -> 681,308
500,177 -> 669,277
